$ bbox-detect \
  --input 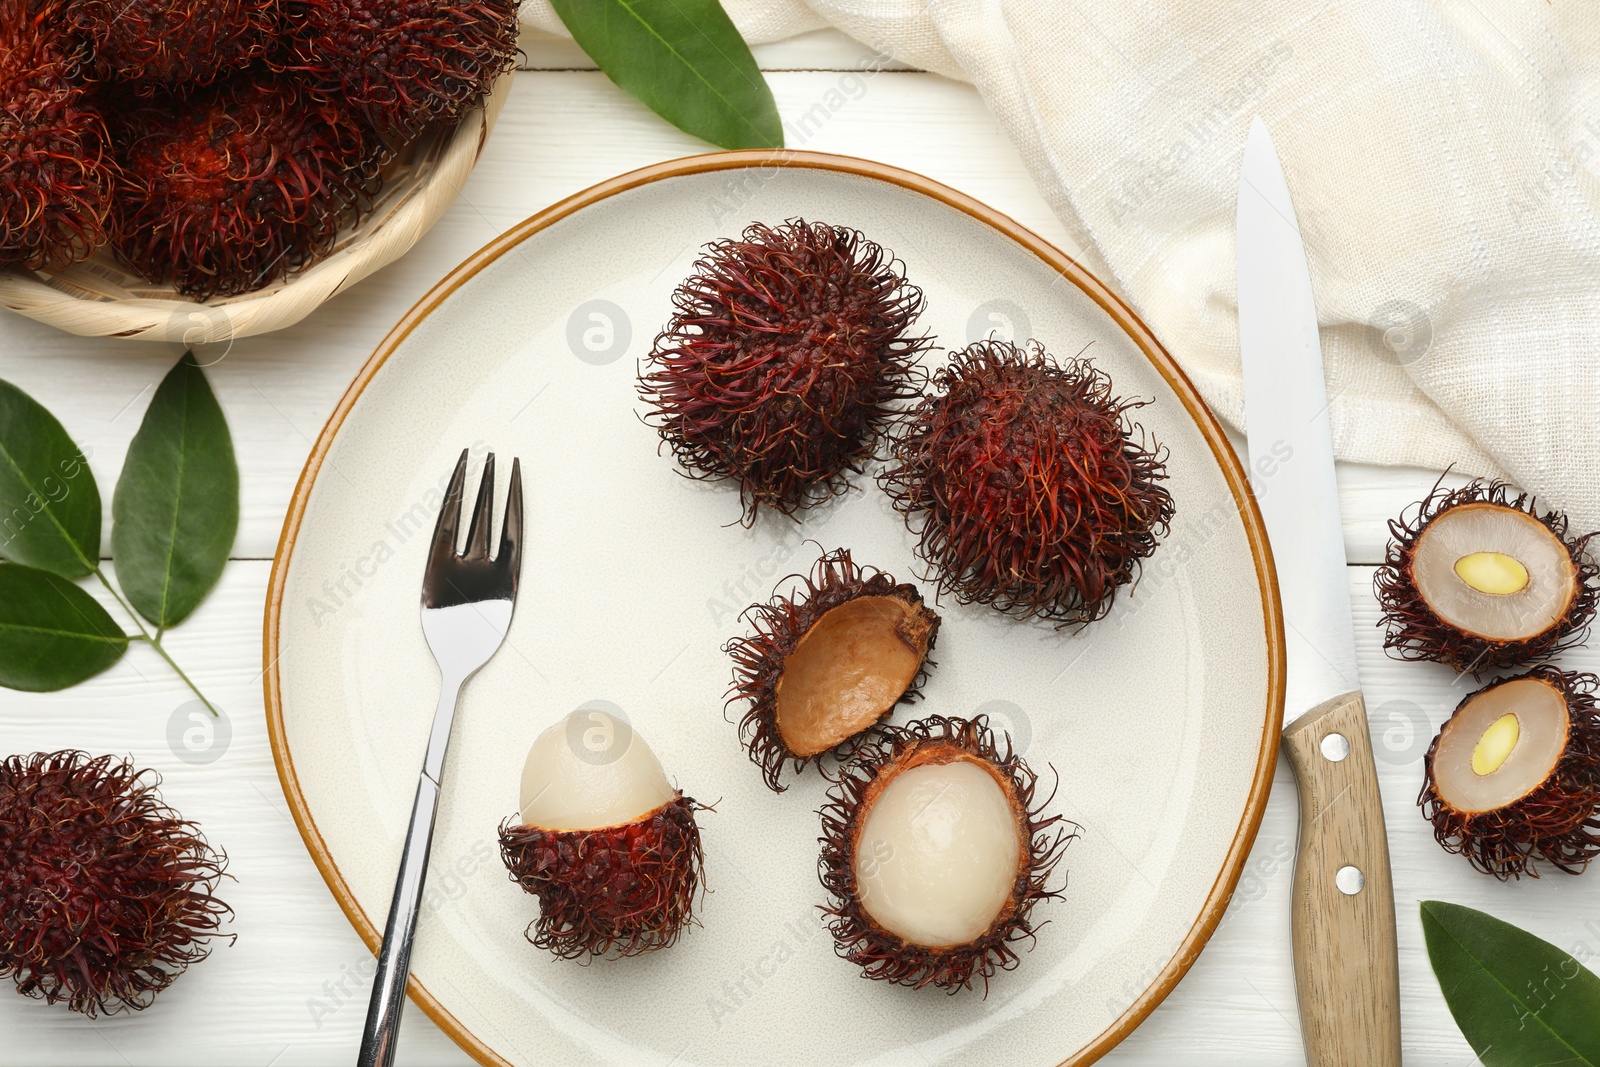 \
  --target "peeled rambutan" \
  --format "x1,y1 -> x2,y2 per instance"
70,0 -> 276,88
0,1 -> 116,271
276,0 -> 520,139
818,715 -> 1072,994
499,708 -> 706,959
1420,666 -> 1600,879
0,751 -> 232,1016
725,547 -> 939,792
111,75 -> 383,299
880,339 -> 1174,627
640,219 -> 931,525
1375,479 -> 1598,675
